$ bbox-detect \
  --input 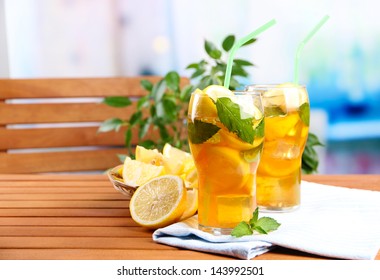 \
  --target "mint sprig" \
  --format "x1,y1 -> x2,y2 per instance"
231,207 -> 281,237
216,97 -> 255,143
